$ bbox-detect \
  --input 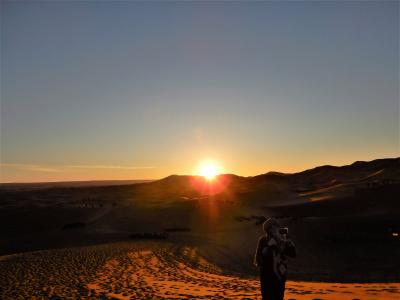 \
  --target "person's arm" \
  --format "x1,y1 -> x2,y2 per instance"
271,247 -> 283,281
253,236 -> 264,267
